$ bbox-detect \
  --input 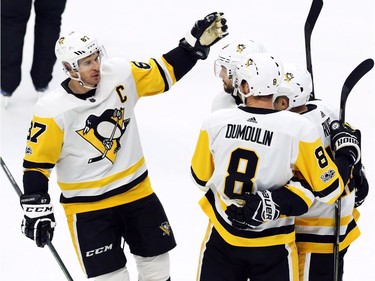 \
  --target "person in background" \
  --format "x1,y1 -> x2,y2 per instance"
19,12 -> 228,281
273,63 -> 368,281
1,0 -> 67,106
